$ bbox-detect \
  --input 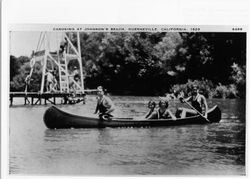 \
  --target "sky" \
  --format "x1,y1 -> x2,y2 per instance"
10,32 -> 64,57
